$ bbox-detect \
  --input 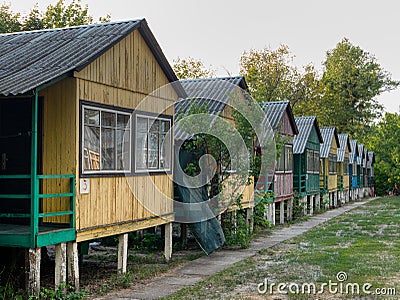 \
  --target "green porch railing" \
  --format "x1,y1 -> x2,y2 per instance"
320,175 -> 328,194
0,174 -> 75,248
337,175 -> 343,191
